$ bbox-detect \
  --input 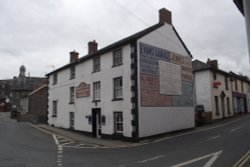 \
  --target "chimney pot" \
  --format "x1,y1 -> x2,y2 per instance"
207,59 -> 218,69
159,8 -> 172,25
70,50 -> 79,63
88,40 -> 98,55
